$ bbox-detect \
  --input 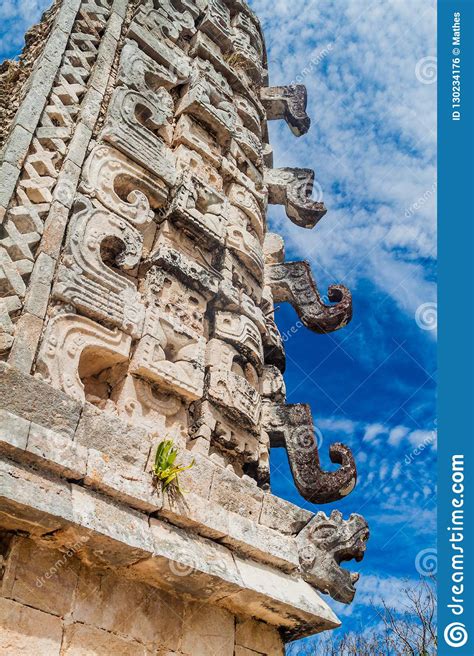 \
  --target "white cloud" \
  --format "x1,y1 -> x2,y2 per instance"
249,0 -> 436,324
